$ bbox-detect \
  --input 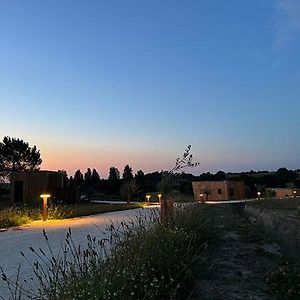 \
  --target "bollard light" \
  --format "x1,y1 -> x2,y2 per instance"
146,194 -> 151,204
257,191 -> 261,199
40,194 -> 51,221
293,190 -> 297,197
158,194 -> 162,204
